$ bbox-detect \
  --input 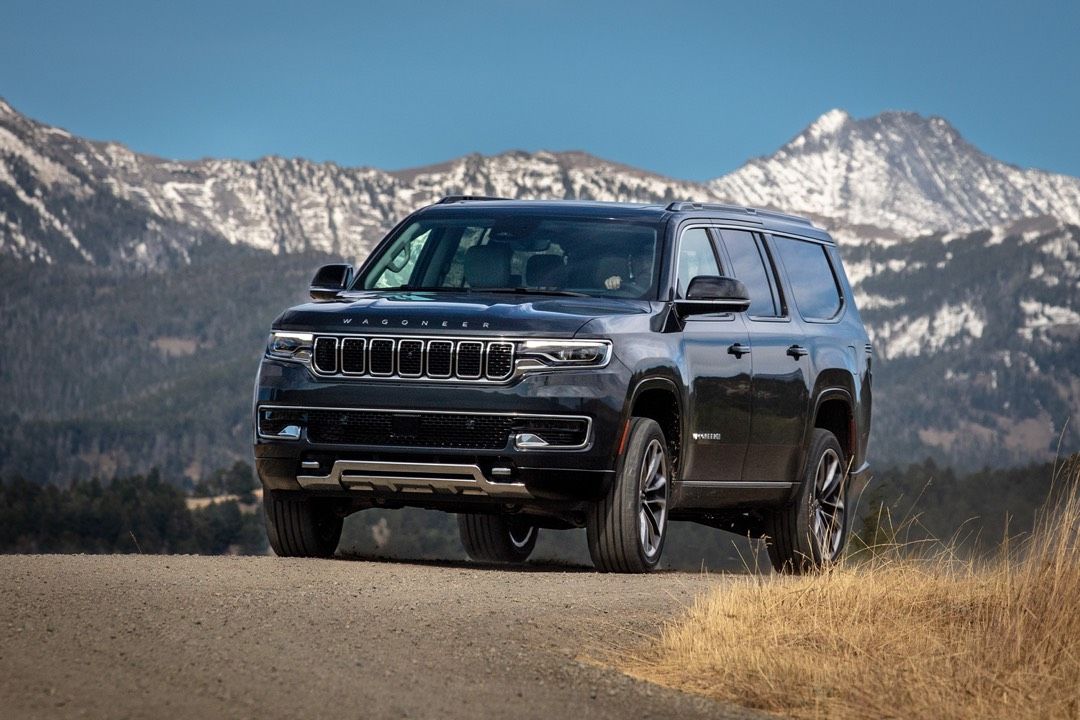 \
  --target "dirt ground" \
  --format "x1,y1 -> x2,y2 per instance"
0,555 -> 763,719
